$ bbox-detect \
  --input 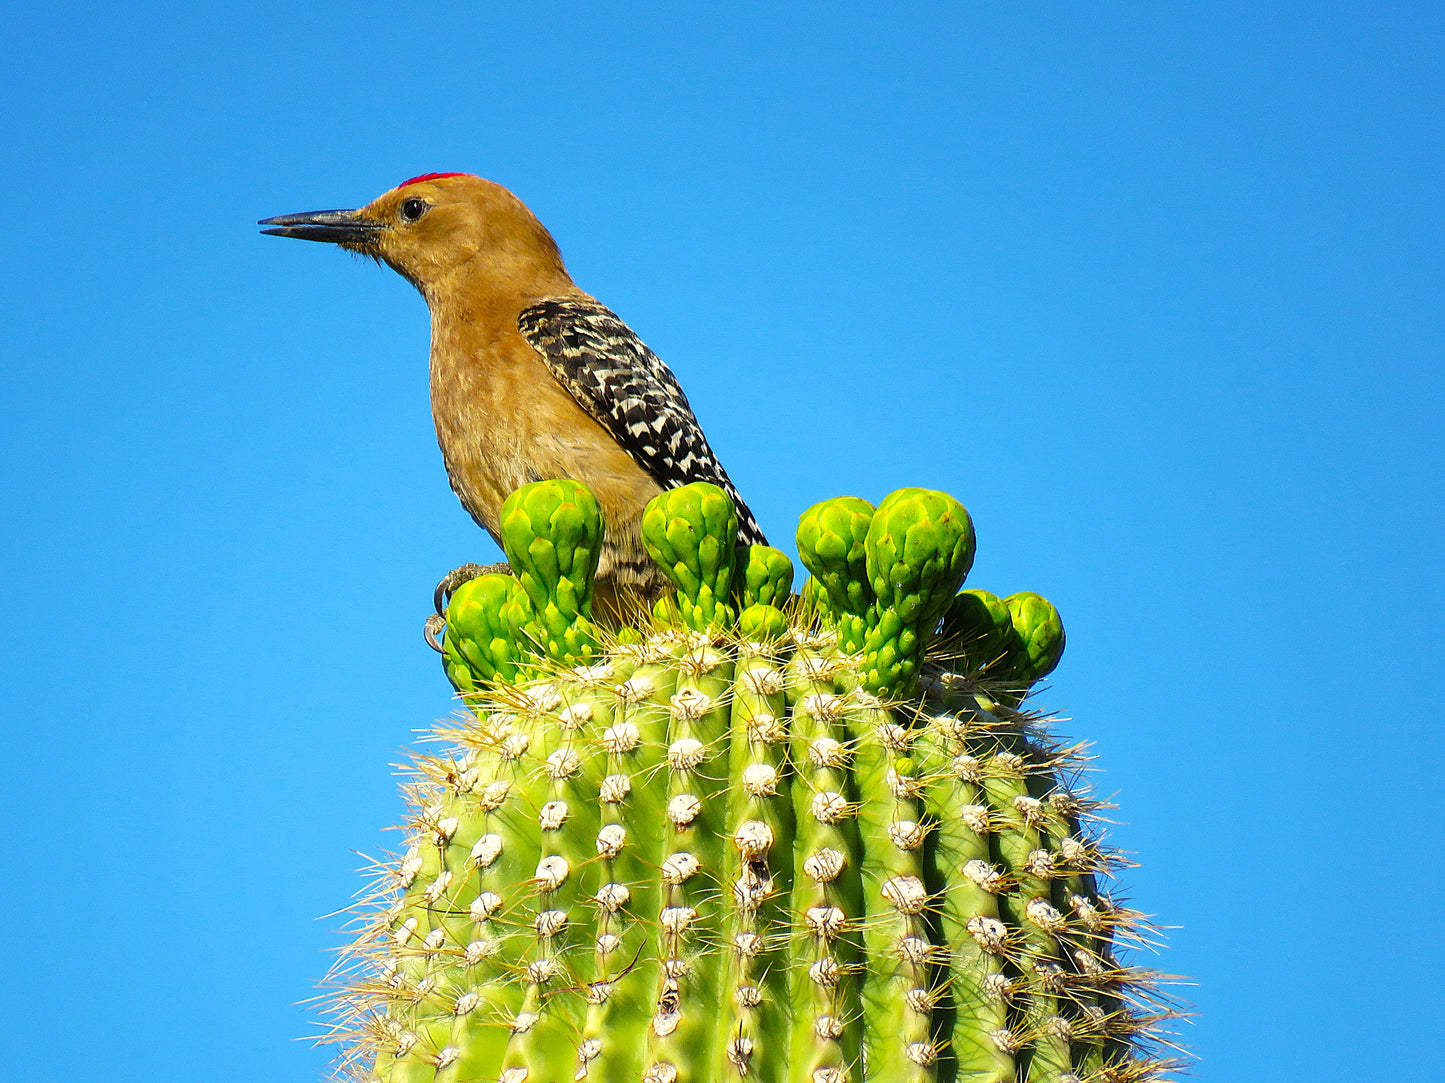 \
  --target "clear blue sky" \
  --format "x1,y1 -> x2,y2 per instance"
2,3 -> 1441,1079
